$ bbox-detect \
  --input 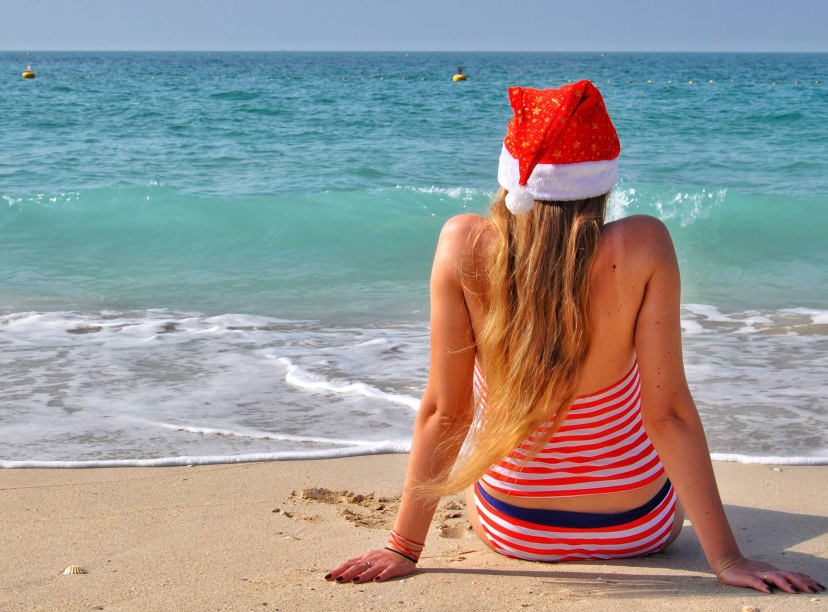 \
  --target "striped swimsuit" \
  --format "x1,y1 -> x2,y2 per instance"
472,360 -> 678,562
